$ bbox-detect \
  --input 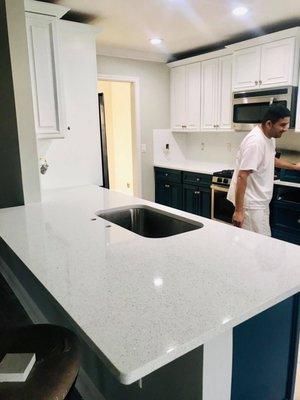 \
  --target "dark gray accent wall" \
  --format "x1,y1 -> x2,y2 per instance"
0,0 -> 24,208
